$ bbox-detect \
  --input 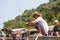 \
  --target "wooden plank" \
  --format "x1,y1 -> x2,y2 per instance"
28,35 -> 60,40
